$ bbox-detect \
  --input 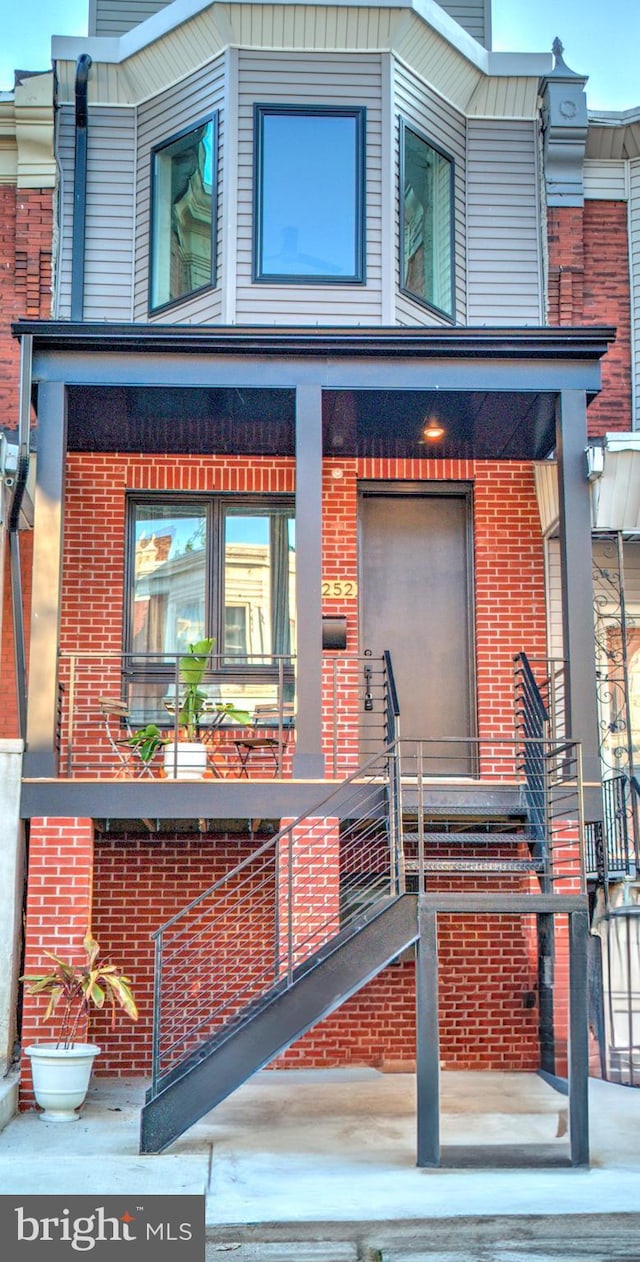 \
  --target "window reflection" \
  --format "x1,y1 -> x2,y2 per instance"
151,118 -> 215,309
223,510 -> 296,662
255,107 -> 364,282
401,123 -> 453,318
133,505 -> 206,657
130,501 -> 296,667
